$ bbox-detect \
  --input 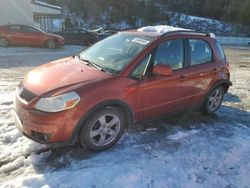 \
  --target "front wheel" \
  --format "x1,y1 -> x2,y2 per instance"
46,40 -> 57,49
79,108 -> 125,151
0,37 -> 8,47
203,86 -> 224,114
